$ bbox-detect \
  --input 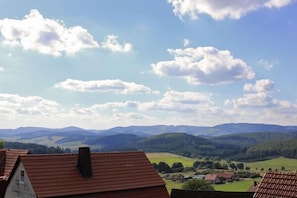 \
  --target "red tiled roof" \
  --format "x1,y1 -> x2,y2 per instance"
0,149 -> 29,180
19,151 -> 169,198
205,174 -> 219,181
216,172 -> 234,179
253,172 -> 297,198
